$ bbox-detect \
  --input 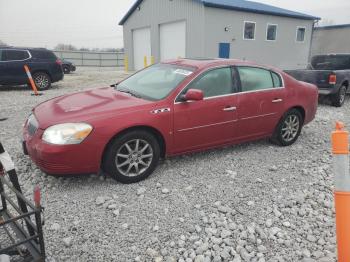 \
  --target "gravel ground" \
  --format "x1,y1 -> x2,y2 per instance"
0,67 -> 349,262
